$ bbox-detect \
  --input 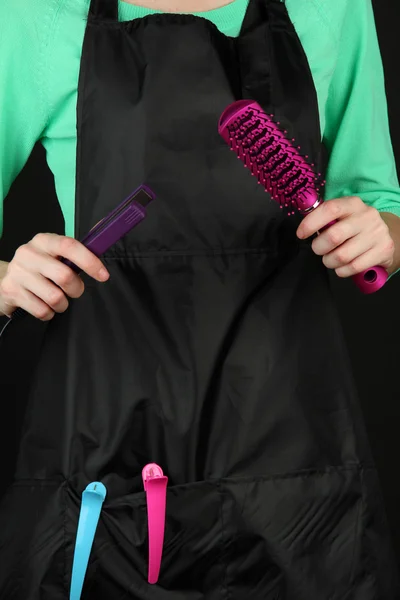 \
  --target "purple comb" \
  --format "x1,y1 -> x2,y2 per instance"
218,100 -> 388,294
